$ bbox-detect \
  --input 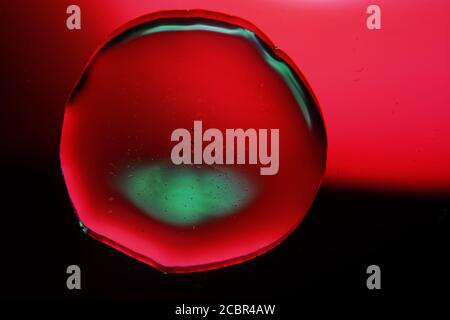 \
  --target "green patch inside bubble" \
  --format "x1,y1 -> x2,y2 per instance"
119,163 -> 255,226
